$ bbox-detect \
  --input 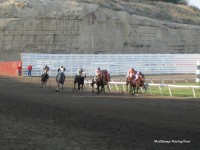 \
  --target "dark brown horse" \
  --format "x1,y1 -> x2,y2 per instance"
56,73 -> 65,92
41,72 -> 49,88
91,70 -> 110,94
73,72 -> 86,92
